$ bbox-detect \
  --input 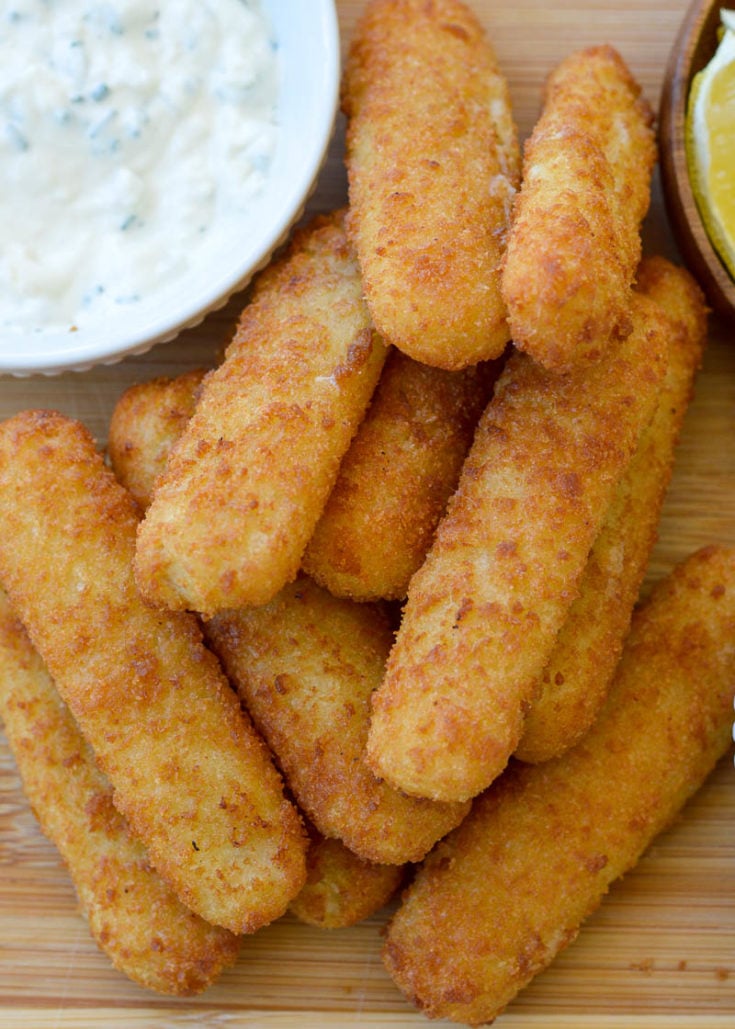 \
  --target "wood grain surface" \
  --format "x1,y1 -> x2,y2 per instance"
1,1 -> 734,1026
